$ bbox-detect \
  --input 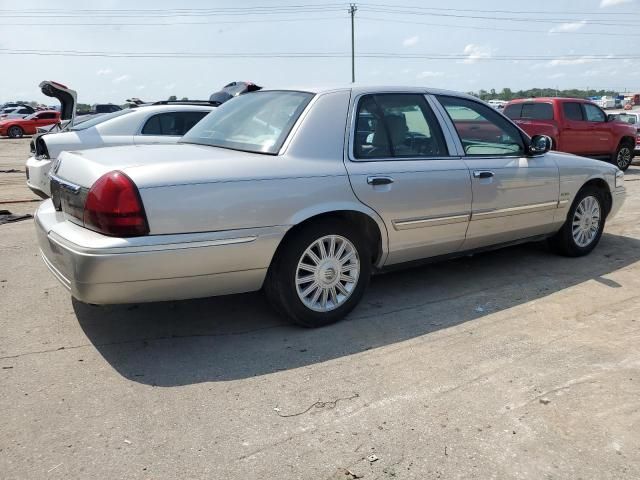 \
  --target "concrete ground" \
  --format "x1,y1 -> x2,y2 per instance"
1,137 -> 639,479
